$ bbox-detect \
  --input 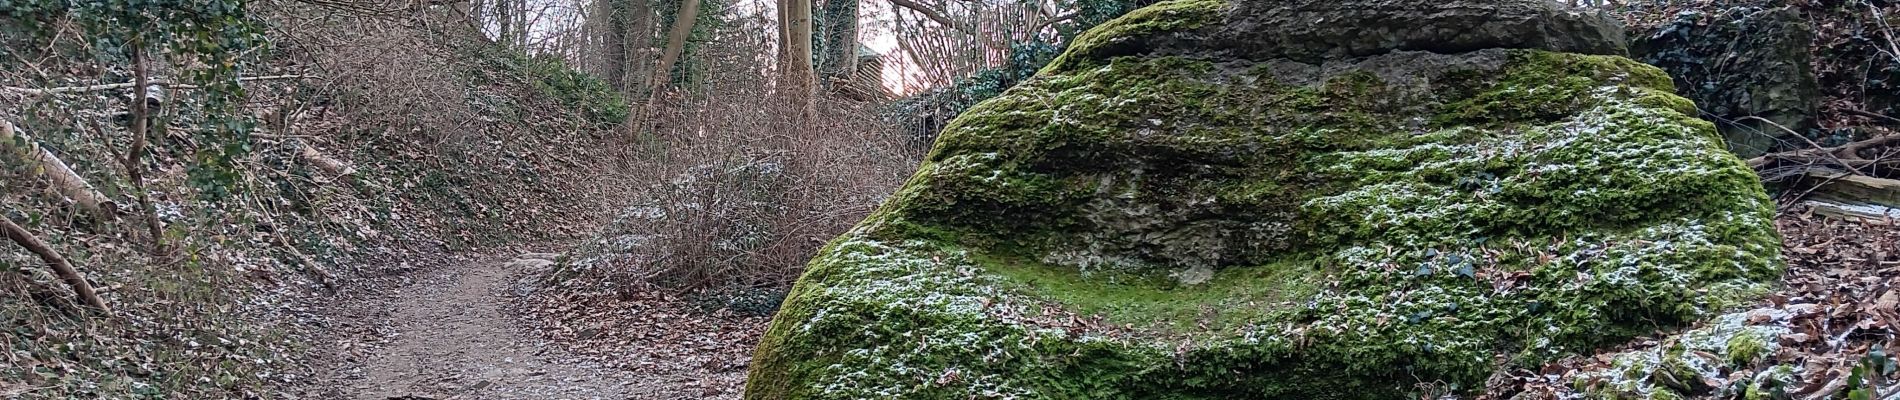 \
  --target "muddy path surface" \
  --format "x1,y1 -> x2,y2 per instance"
296,254 -> 707,400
